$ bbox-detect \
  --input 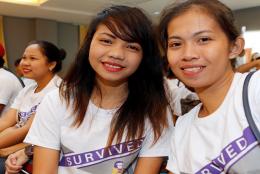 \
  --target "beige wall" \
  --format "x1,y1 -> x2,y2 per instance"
3,16 -> 79,77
